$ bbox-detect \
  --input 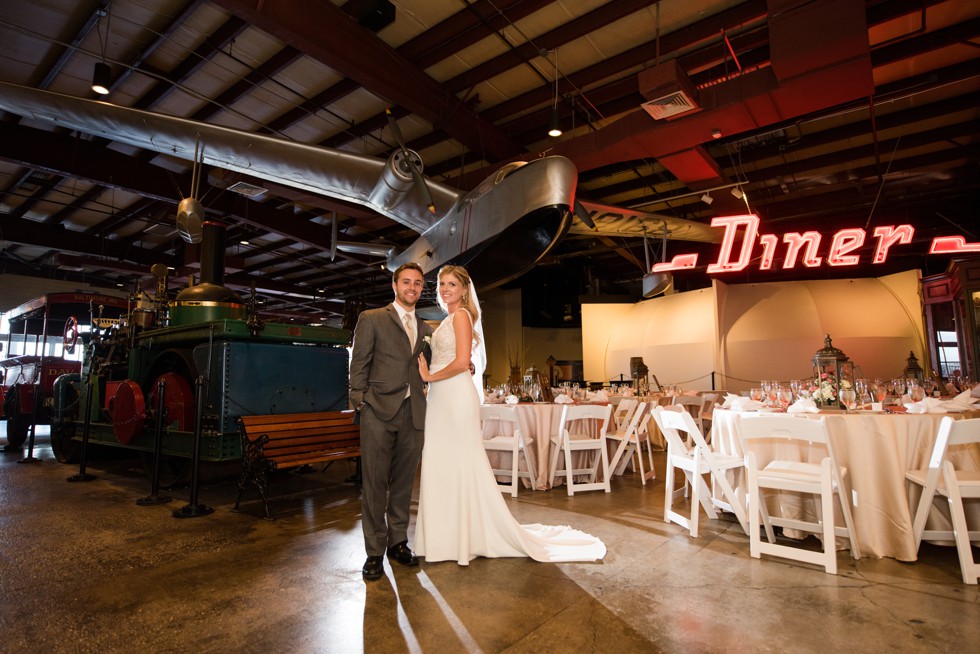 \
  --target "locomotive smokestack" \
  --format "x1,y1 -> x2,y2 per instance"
171,219 -> 244,326
200,221 -> 226,286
